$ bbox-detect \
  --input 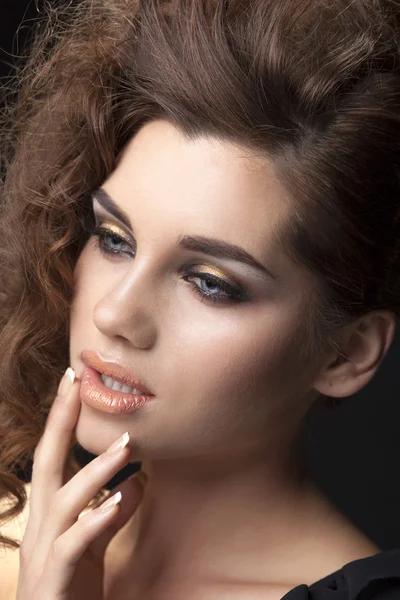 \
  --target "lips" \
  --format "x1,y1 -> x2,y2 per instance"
80,350 -> 154,395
